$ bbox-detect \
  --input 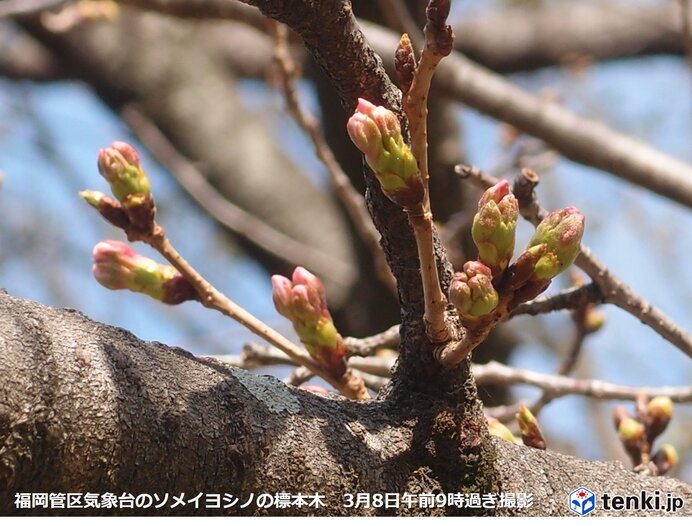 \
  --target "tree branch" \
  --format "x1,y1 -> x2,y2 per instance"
458,164 -> 692,359
121,105 -> 355,282
1,290 -> 690,516
359,22 -> 692,208
476,360 -> 692,405
268,20 -> 396,294
0,0 -> 70,18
